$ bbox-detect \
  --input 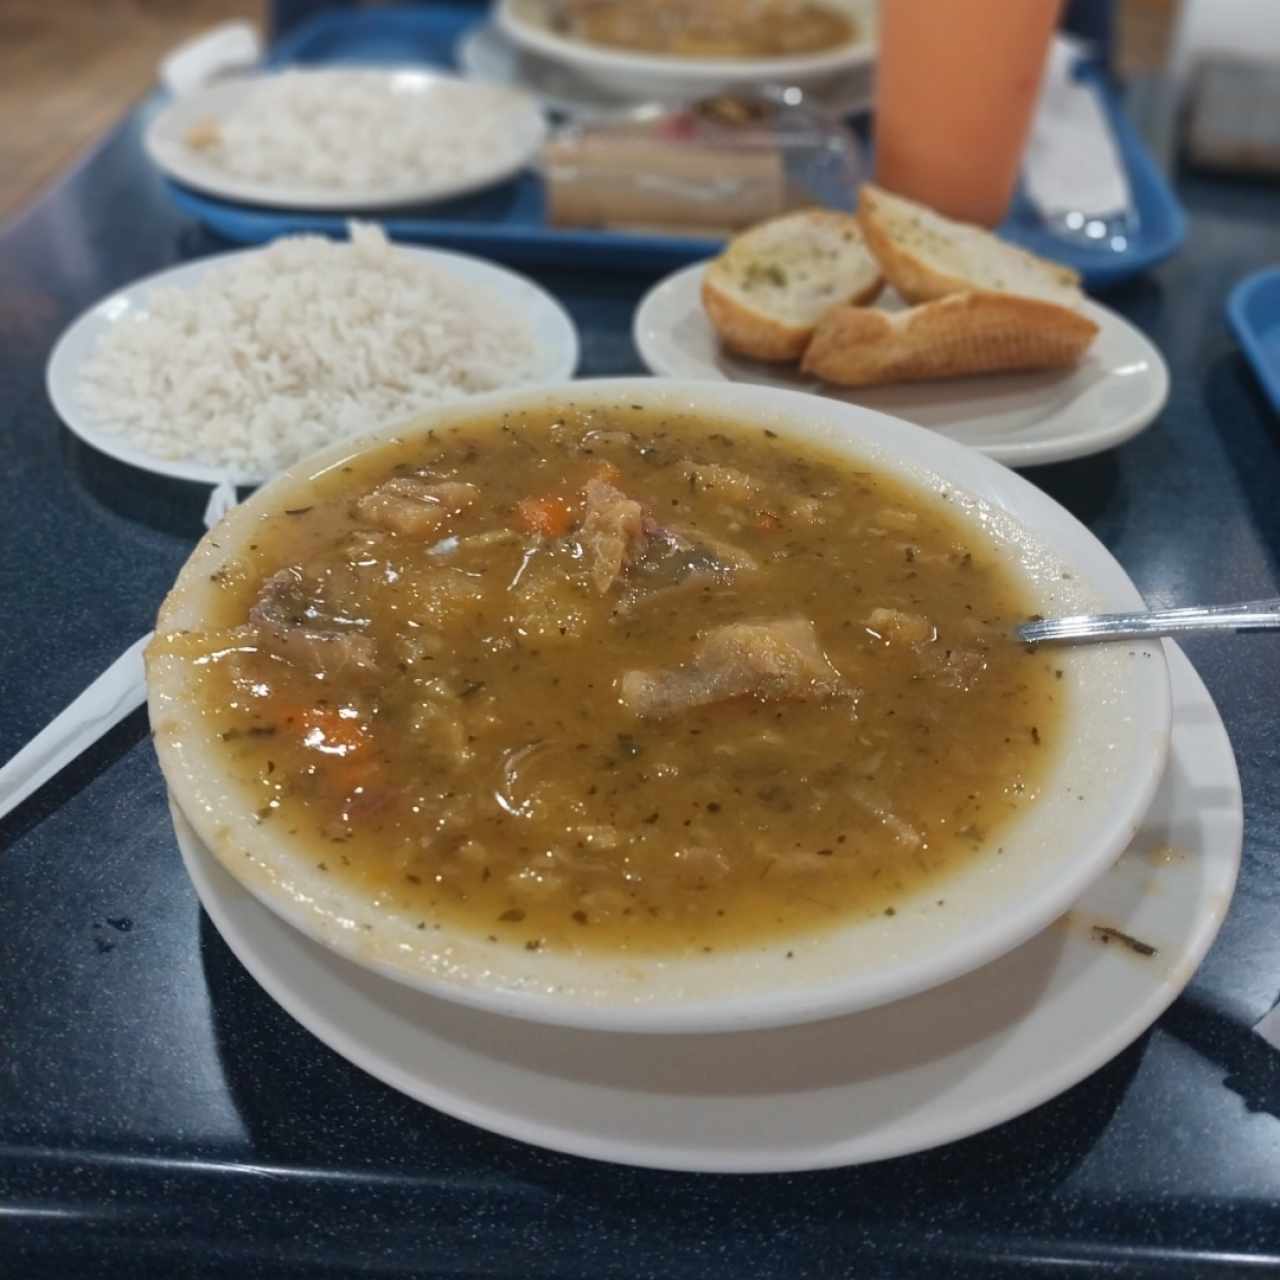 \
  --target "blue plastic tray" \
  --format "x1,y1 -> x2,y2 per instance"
165,5 -> 1186,285
1226,267 -> 1280,413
